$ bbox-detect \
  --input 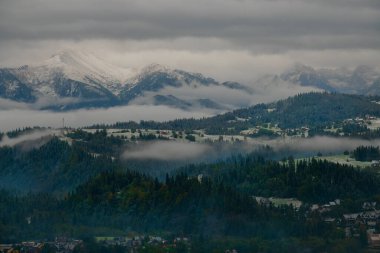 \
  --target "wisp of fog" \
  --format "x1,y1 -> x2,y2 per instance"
0,129 -> 61,151
121,137 -> 380,164
0,105 -> 213,132
122,141 -> 213,161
